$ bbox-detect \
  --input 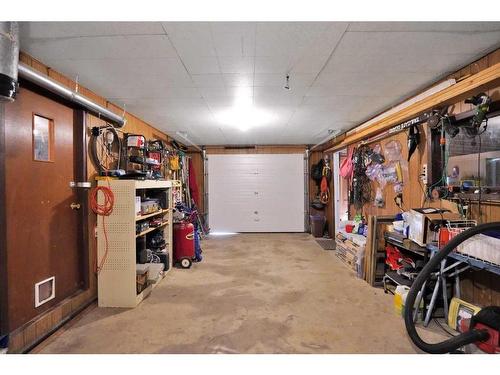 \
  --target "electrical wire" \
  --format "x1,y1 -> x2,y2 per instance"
477,131 -> 483,222
433,318 -> 459,338
90,125 -> 121,174
89,182 -> 115,274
